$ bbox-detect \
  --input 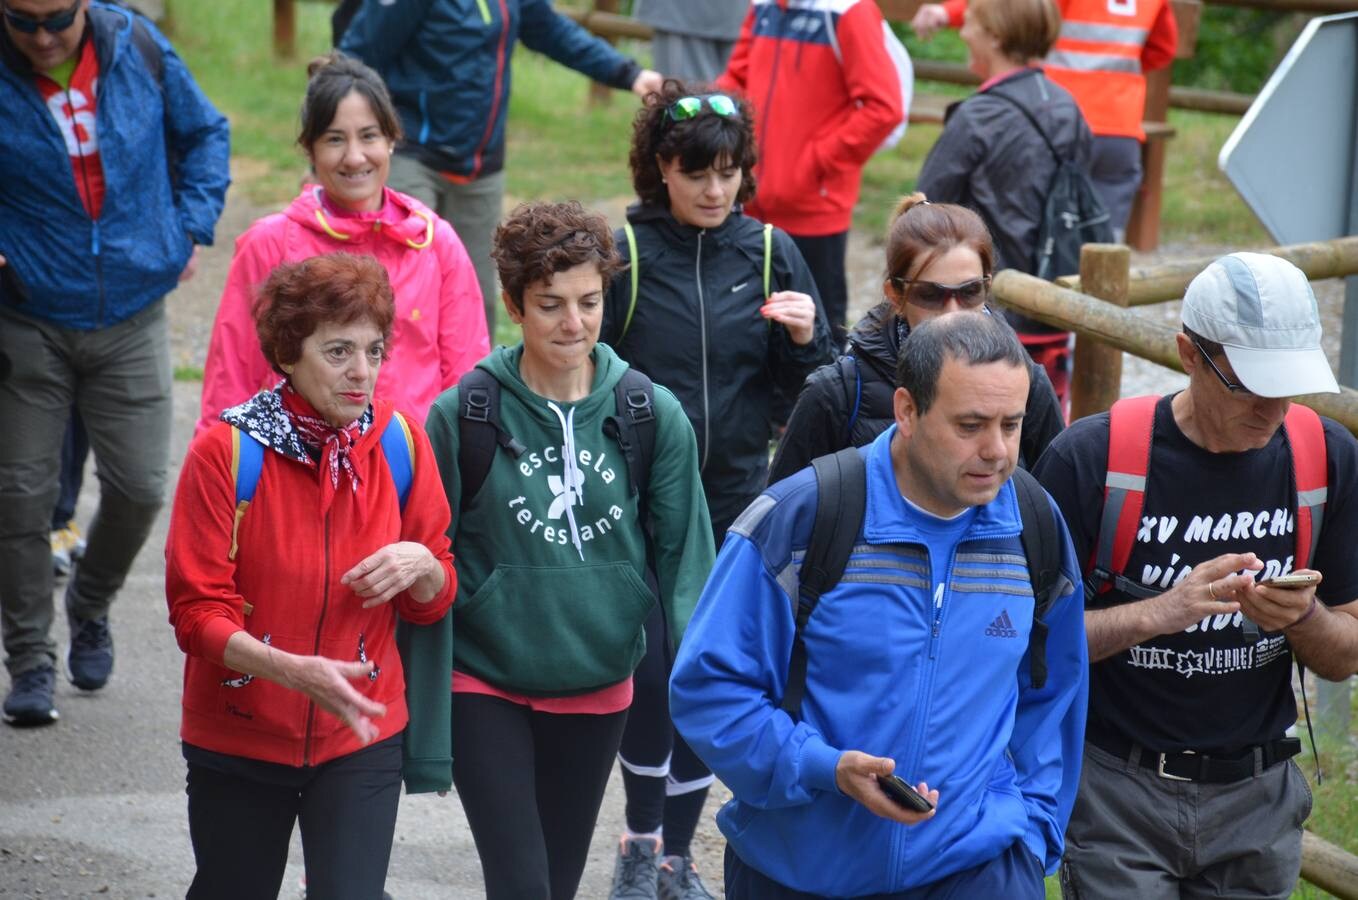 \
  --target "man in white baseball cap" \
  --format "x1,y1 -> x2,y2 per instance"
1182,251 -> 1339,398
1032,251 -> 1358,897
